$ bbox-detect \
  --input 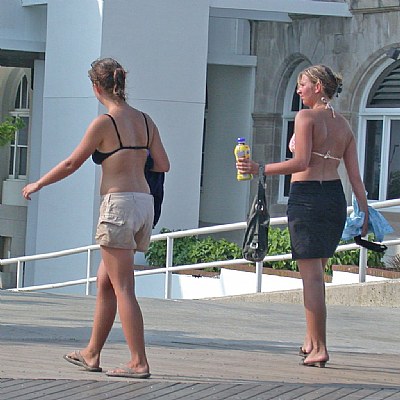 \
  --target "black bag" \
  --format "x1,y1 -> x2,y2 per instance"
242,164 -> 270,262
